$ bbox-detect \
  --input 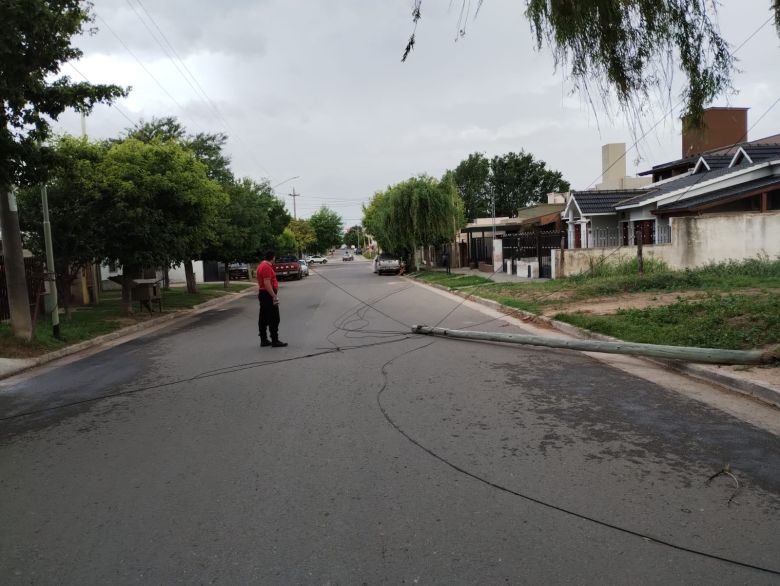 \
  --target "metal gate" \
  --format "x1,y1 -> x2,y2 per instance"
0,257 -> 45,321
501,230 -> 565,278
